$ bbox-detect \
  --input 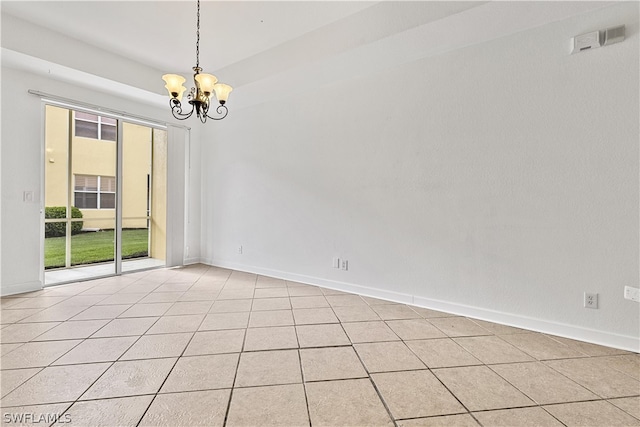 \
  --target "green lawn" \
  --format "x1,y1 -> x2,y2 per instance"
45,229 -> 149,269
